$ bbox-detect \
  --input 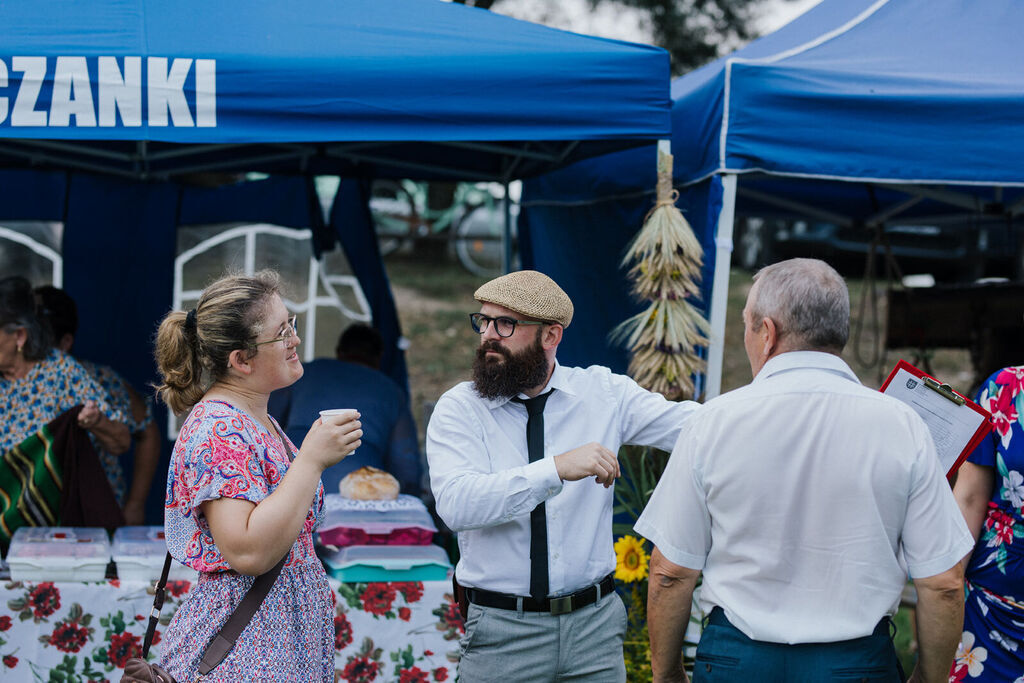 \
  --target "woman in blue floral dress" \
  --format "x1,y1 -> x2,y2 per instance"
0,276 -> 129,456
952,365 -> 1024,681
153,270 -> 362,682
